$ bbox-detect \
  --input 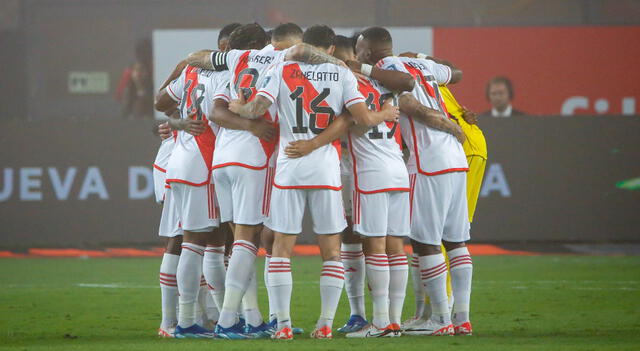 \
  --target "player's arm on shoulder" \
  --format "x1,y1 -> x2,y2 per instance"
228,94 -> 273,119
285,113 -> 354,158
347,60 -> 414,92
398,93 -> 465,143
285,43 -> 346,67
212,98 -> 276,142
425,56 -> 462,84
186,50 -> 229,71
154,90 -> 177,113
154,61 -> 187,112
348,99 -> 399,128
